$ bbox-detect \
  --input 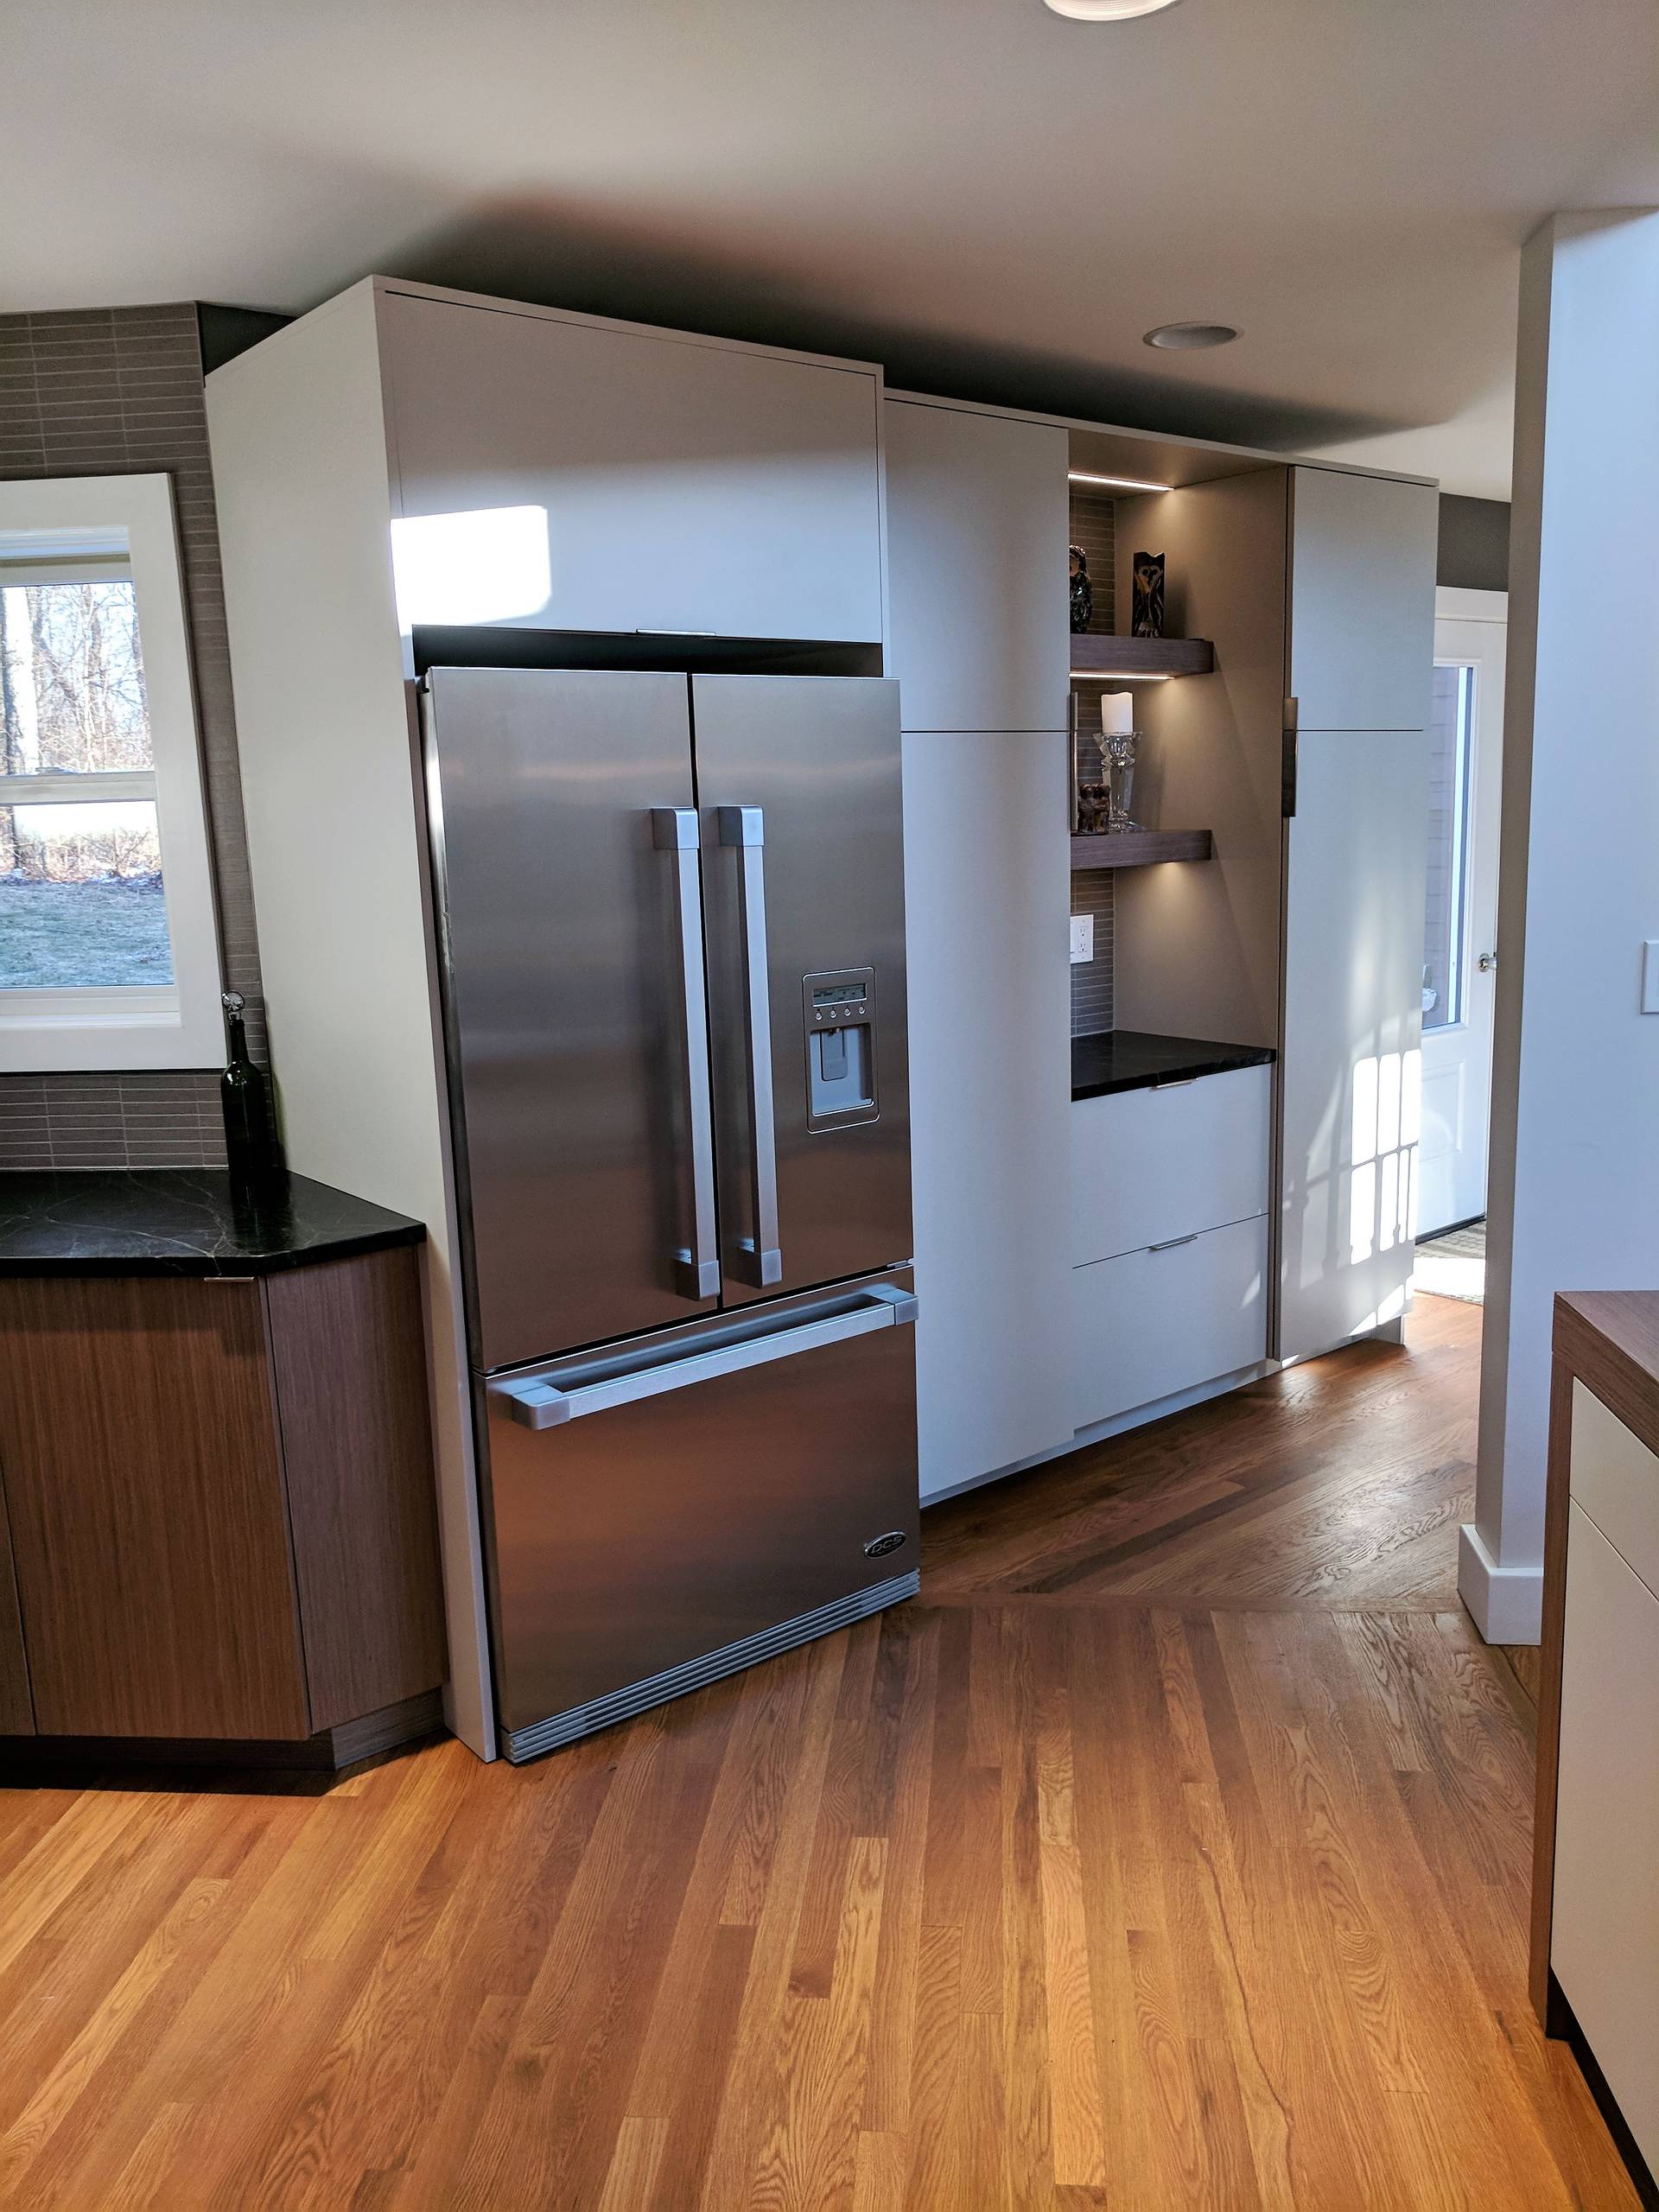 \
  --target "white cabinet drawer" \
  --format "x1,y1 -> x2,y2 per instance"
1552,1501 -> 1659,2173
1571,1382 -> 1659,1598
1071,1215 -> 1269,1432
1071,1065 -> 1271,1267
